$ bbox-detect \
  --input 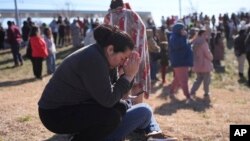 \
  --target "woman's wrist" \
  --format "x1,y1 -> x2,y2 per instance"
123,75 -> 134,82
